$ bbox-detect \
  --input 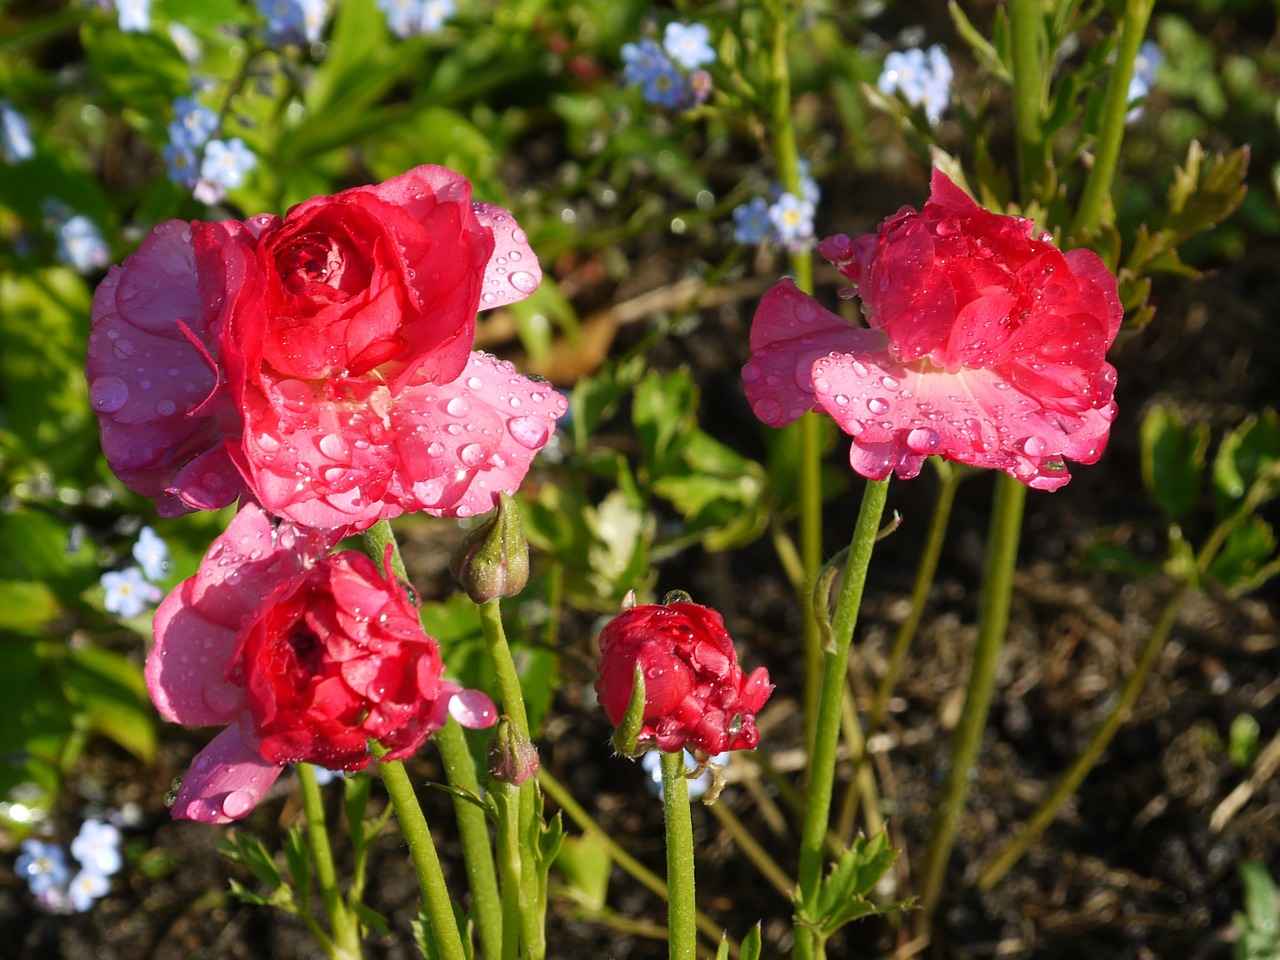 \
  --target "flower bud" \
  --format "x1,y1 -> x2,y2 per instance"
449,492 -> 530,603
488,716 -> 540,786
